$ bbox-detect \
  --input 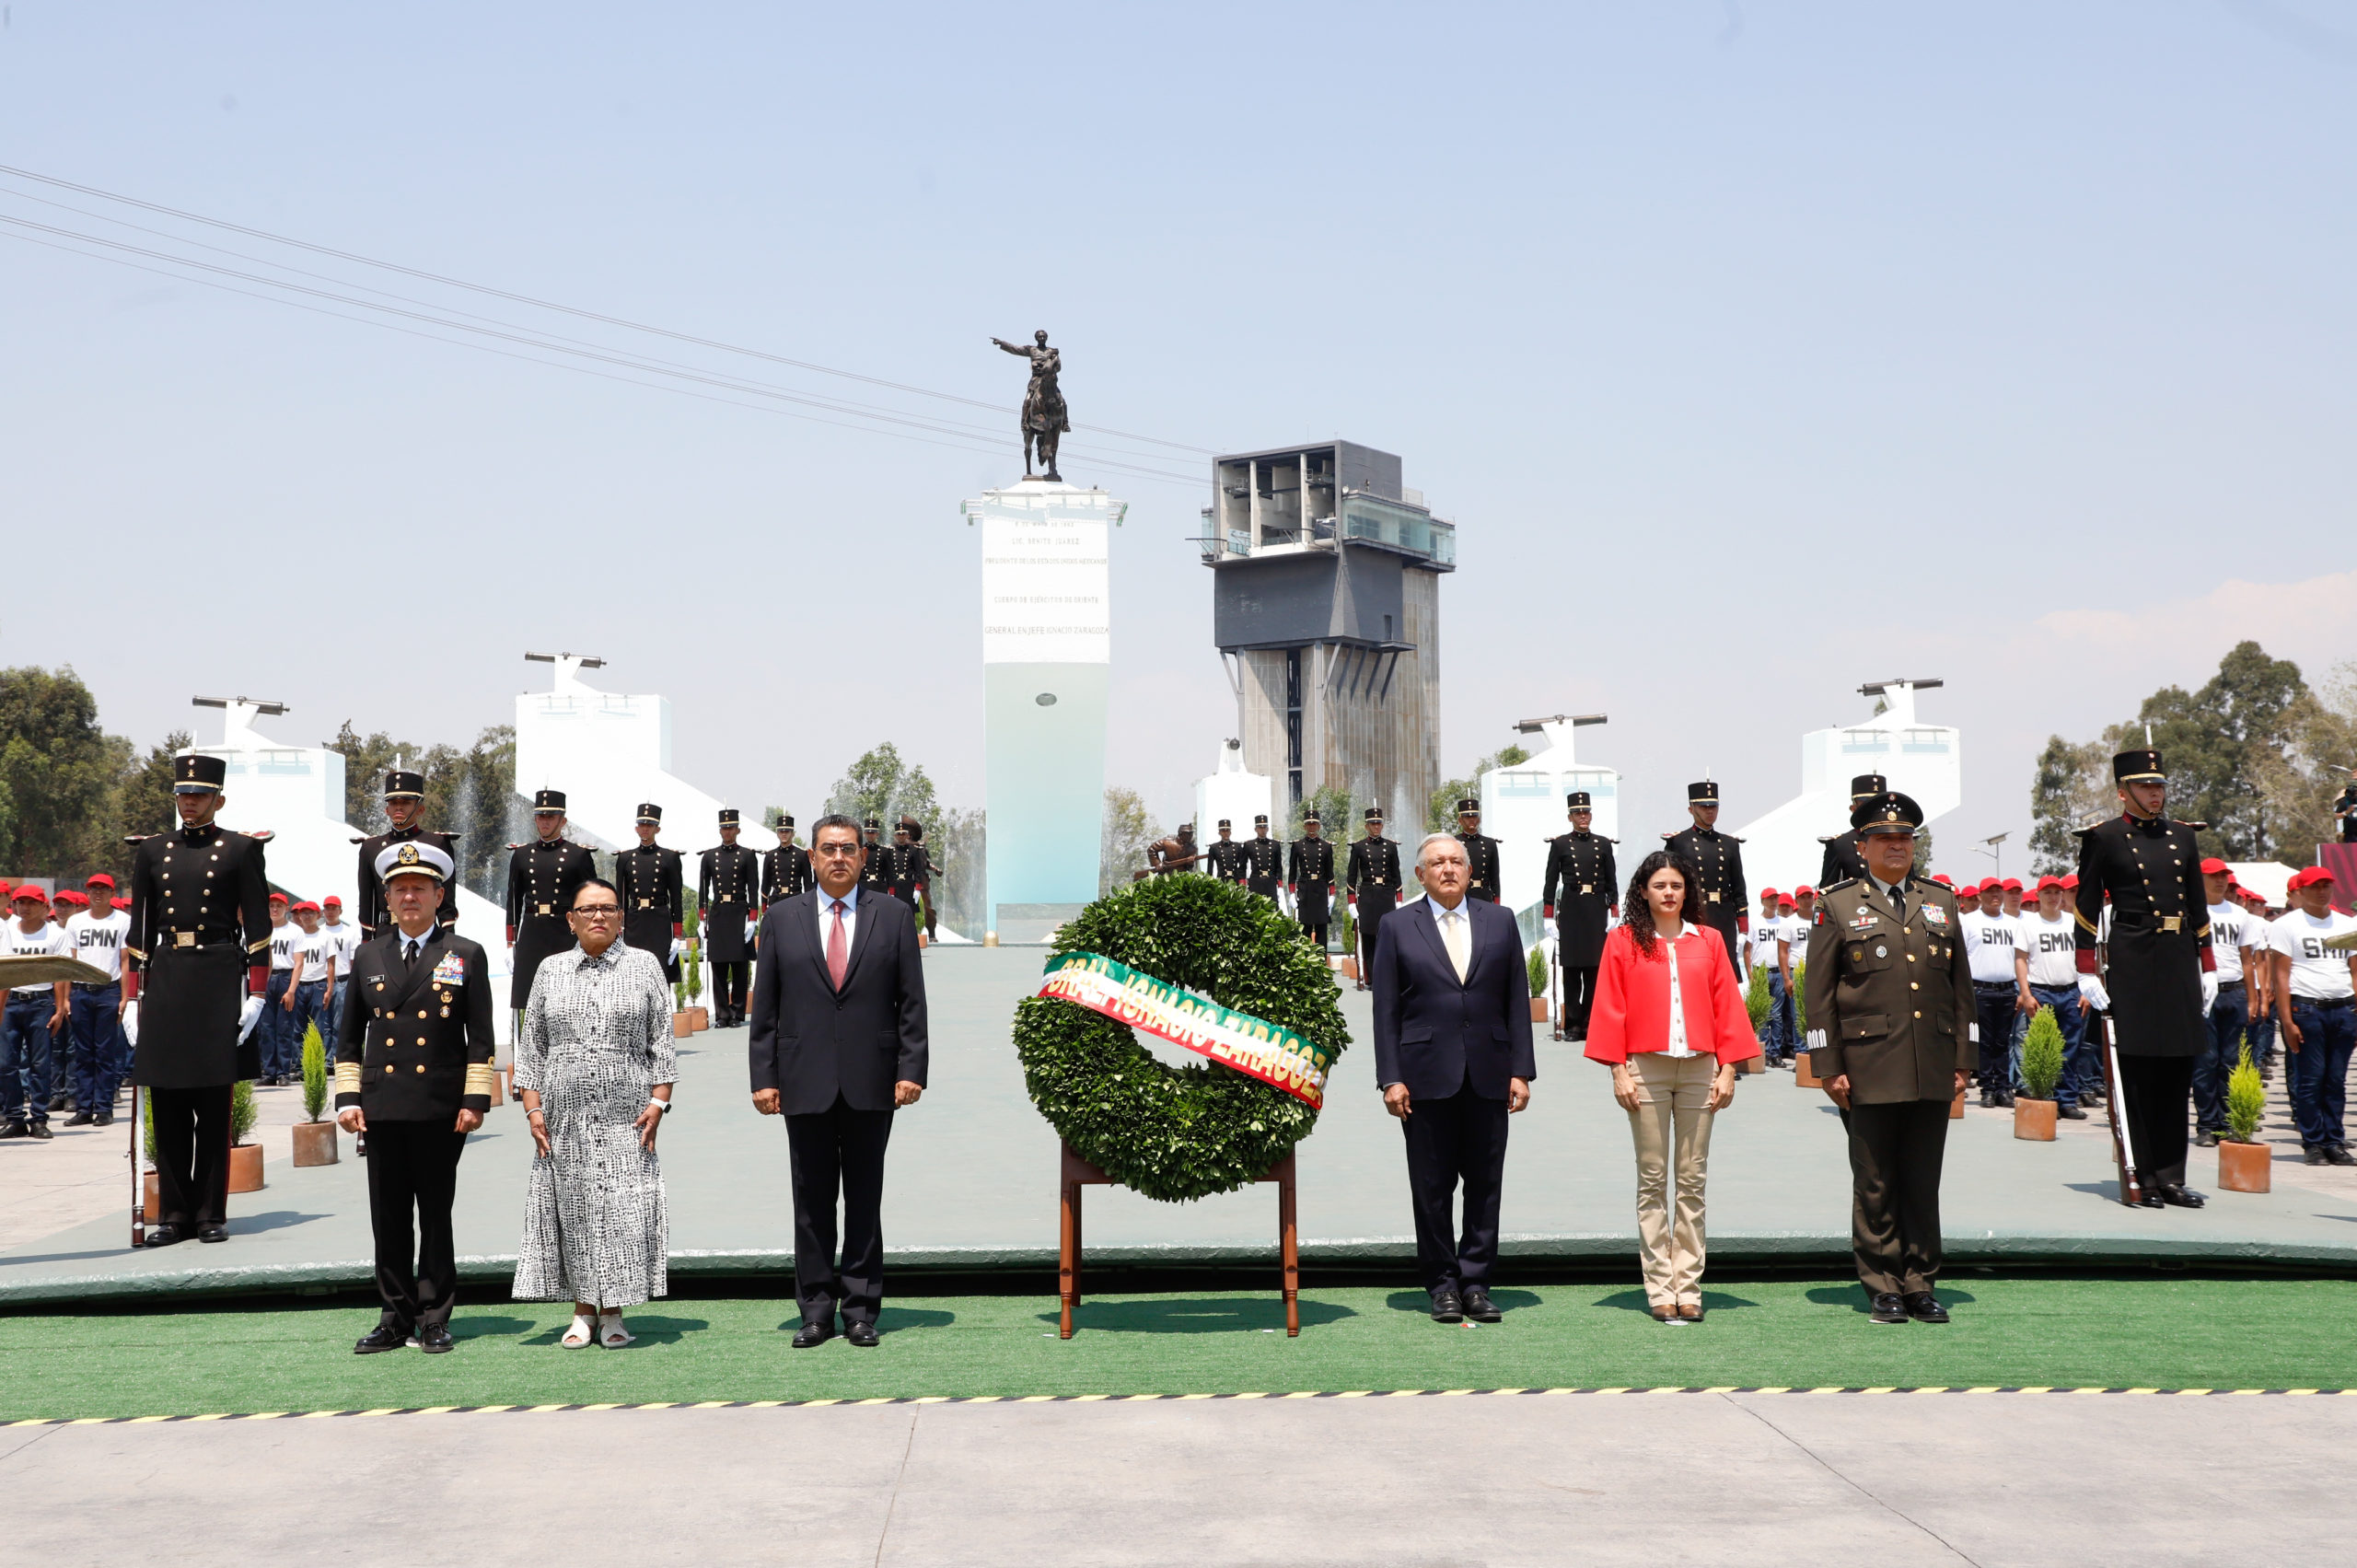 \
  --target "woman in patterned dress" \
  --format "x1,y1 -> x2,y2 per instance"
513,878 -> 676,1348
